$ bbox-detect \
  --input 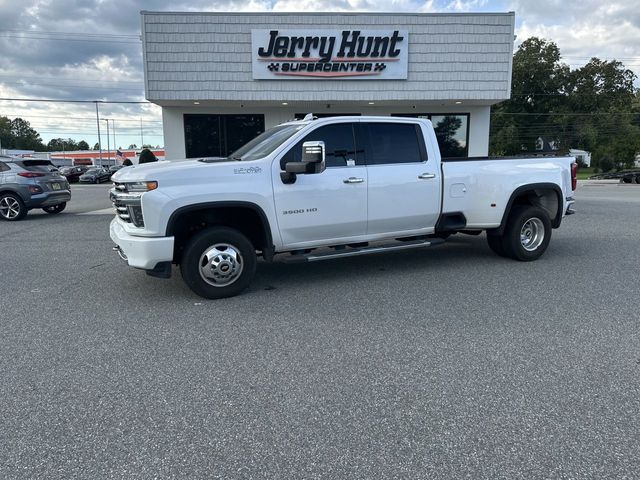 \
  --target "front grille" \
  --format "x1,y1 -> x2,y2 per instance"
111,182 -> 144,227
